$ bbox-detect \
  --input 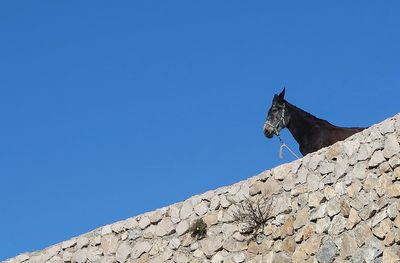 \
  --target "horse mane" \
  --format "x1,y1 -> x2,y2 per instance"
285,100 -> 336,127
